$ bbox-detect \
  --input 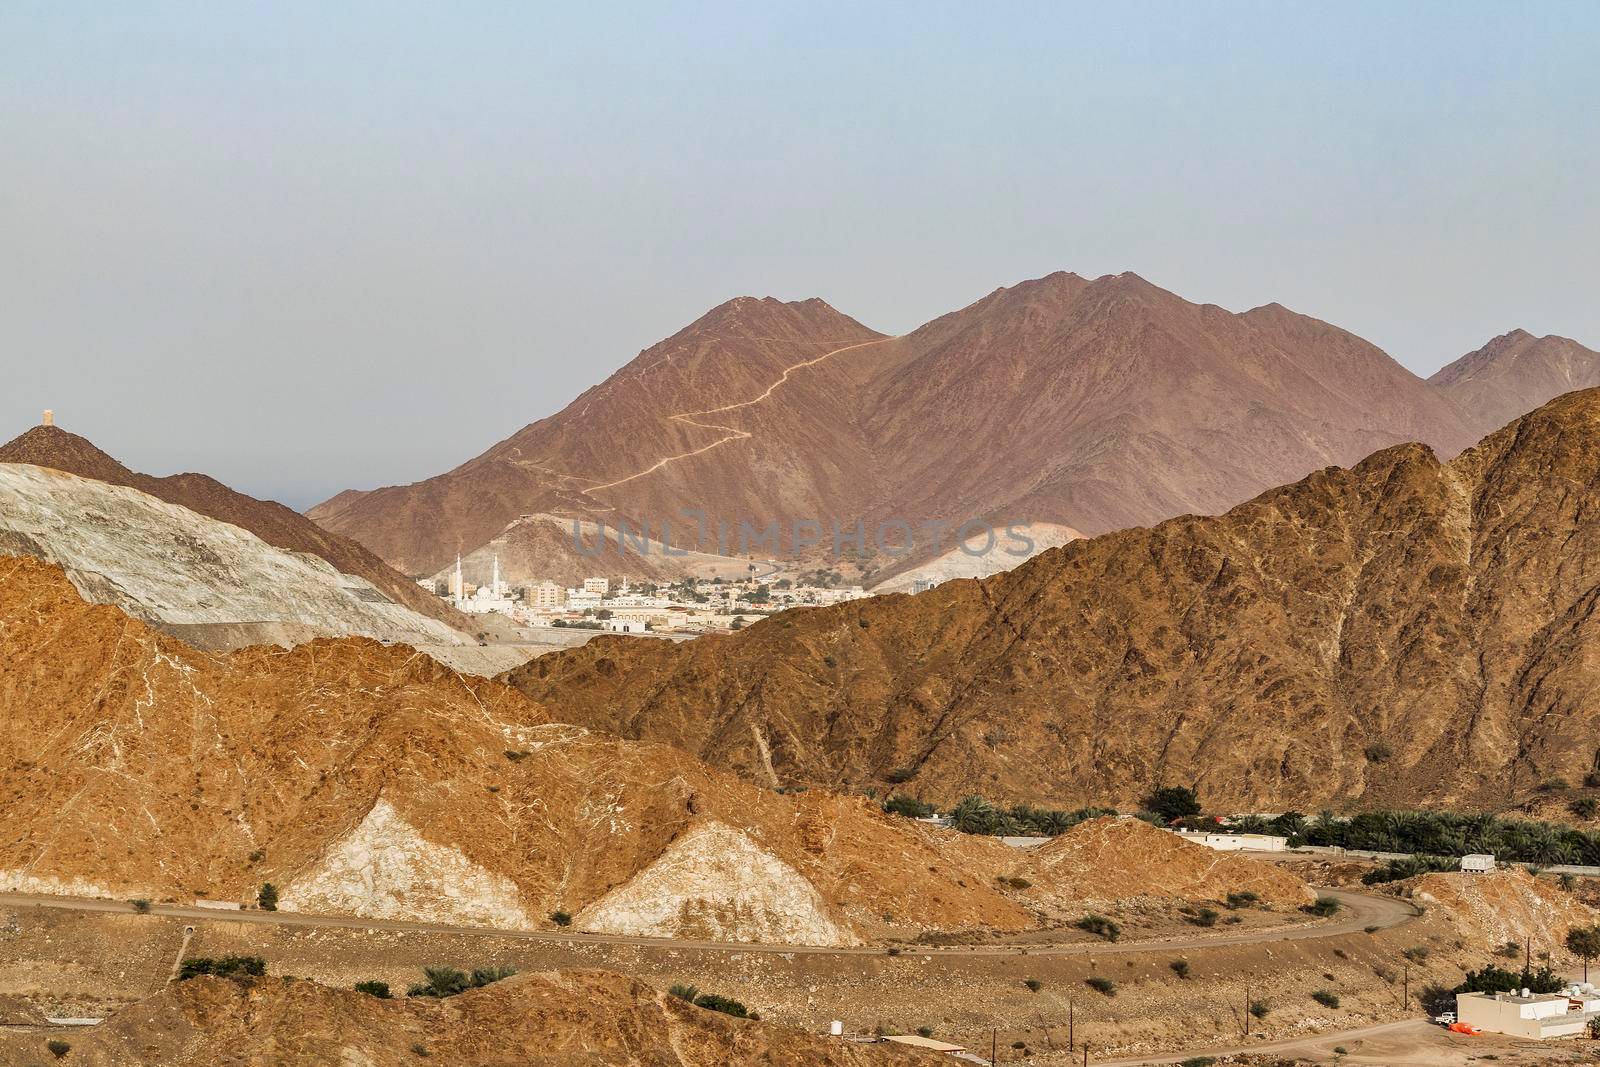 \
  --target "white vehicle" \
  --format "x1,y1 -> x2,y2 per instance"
1433,1011 -> 1457,1026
